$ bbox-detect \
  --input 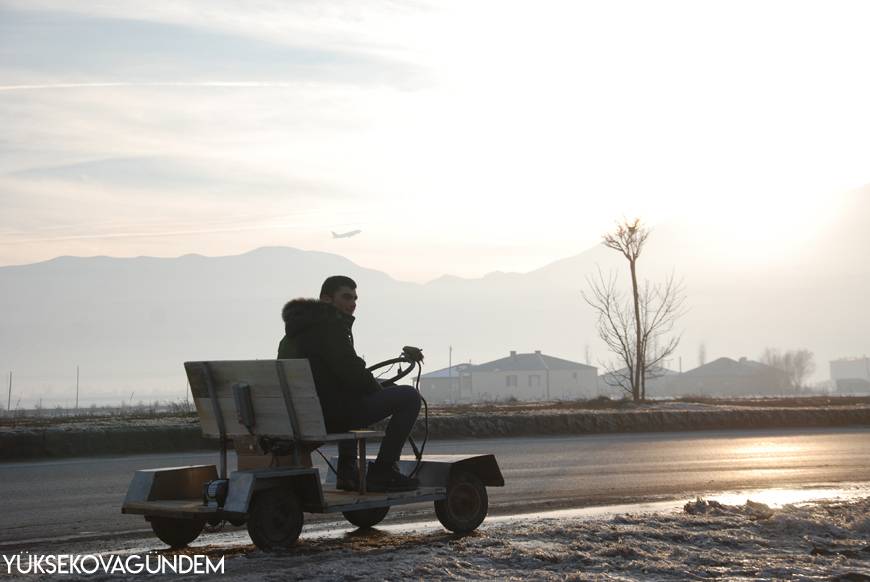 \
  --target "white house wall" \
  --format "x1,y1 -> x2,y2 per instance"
420,378 -> 455,404
470,368 -> 597,401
